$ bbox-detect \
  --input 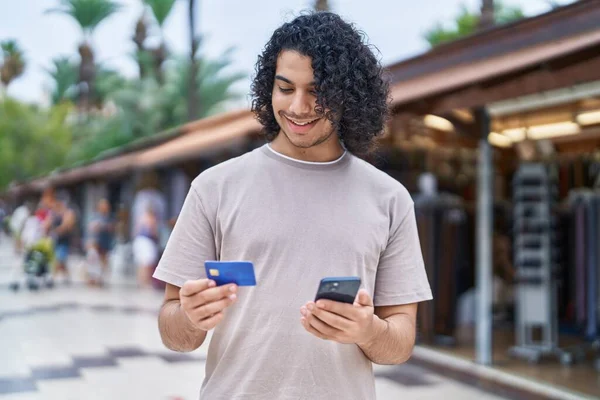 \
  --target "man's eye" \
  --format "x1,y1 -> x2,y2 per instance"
278,87 -> 293,93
